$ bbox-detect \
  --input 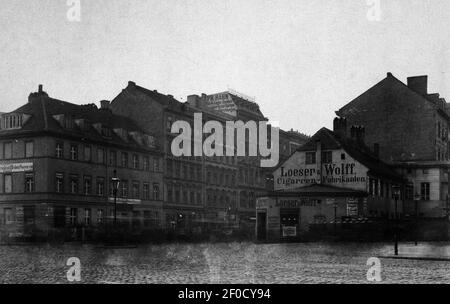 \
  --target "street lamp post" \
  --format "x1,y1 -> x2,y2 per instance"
414,193 -> 420,246
334,202 -> 337,237
111,170 -> 120,227
392,185 -> 401,256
